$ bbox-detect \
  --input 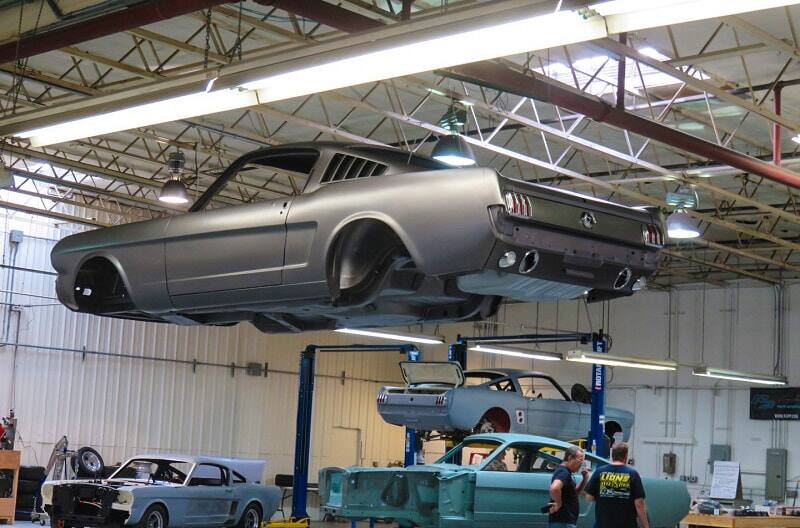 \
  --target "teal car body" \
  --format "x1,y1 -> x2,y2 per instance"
320,433 -> 689,528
